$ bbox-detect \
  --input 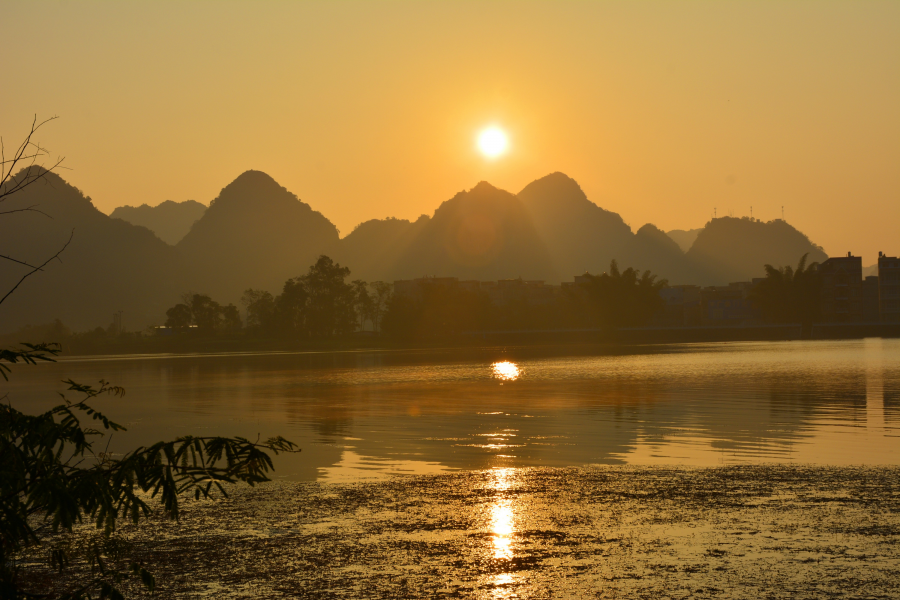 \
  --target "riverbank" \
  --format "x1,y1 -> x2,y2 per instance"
23,465 -> 900,598
8,321 -> 900,357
